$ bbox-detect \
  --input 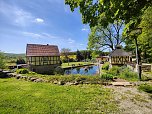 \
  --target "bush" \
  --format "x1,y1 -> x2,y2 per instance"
102,62 -> 109,70
101,73 -> 113,80
138,84 -> 152,94
16,68 -> 29,74
29,71 -> 37,75
119,67 -> 138,80
54,66 -> 64,75
109,66 -> 120,76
